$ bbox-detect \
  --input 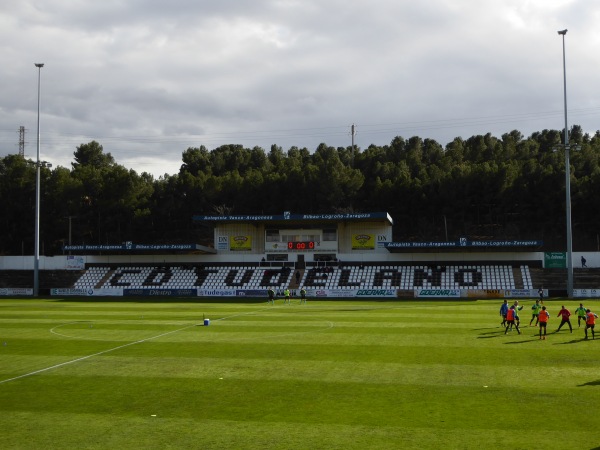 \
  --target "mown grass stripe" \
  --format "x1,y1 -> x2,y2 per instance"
1,299 -> 599,449
0,323 -> 197,385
